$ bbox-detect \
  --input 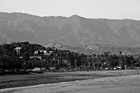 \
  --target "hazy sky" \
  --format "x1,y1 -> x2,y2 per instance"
0,0 -> 140,19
